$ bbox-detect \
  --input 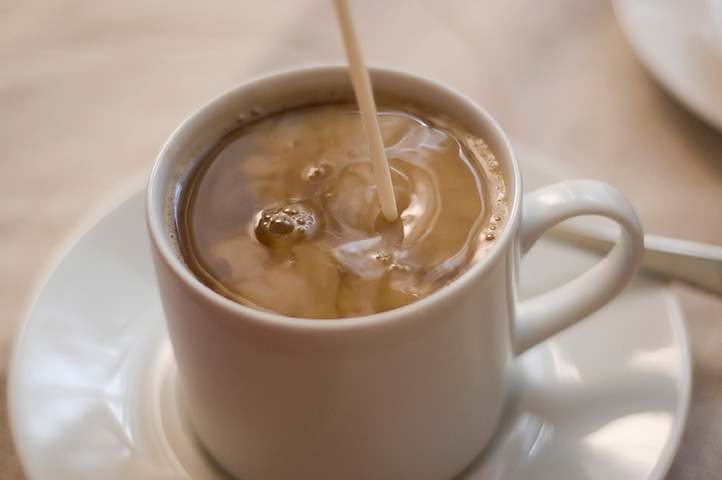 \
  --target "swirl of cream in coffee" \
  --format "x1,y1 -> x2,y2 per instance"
176,103 -> 506,318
